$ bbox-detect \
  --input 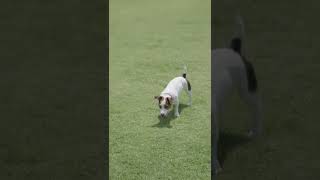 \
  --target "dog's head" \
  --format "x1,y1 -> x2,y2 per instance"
154,95 -> 172,118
